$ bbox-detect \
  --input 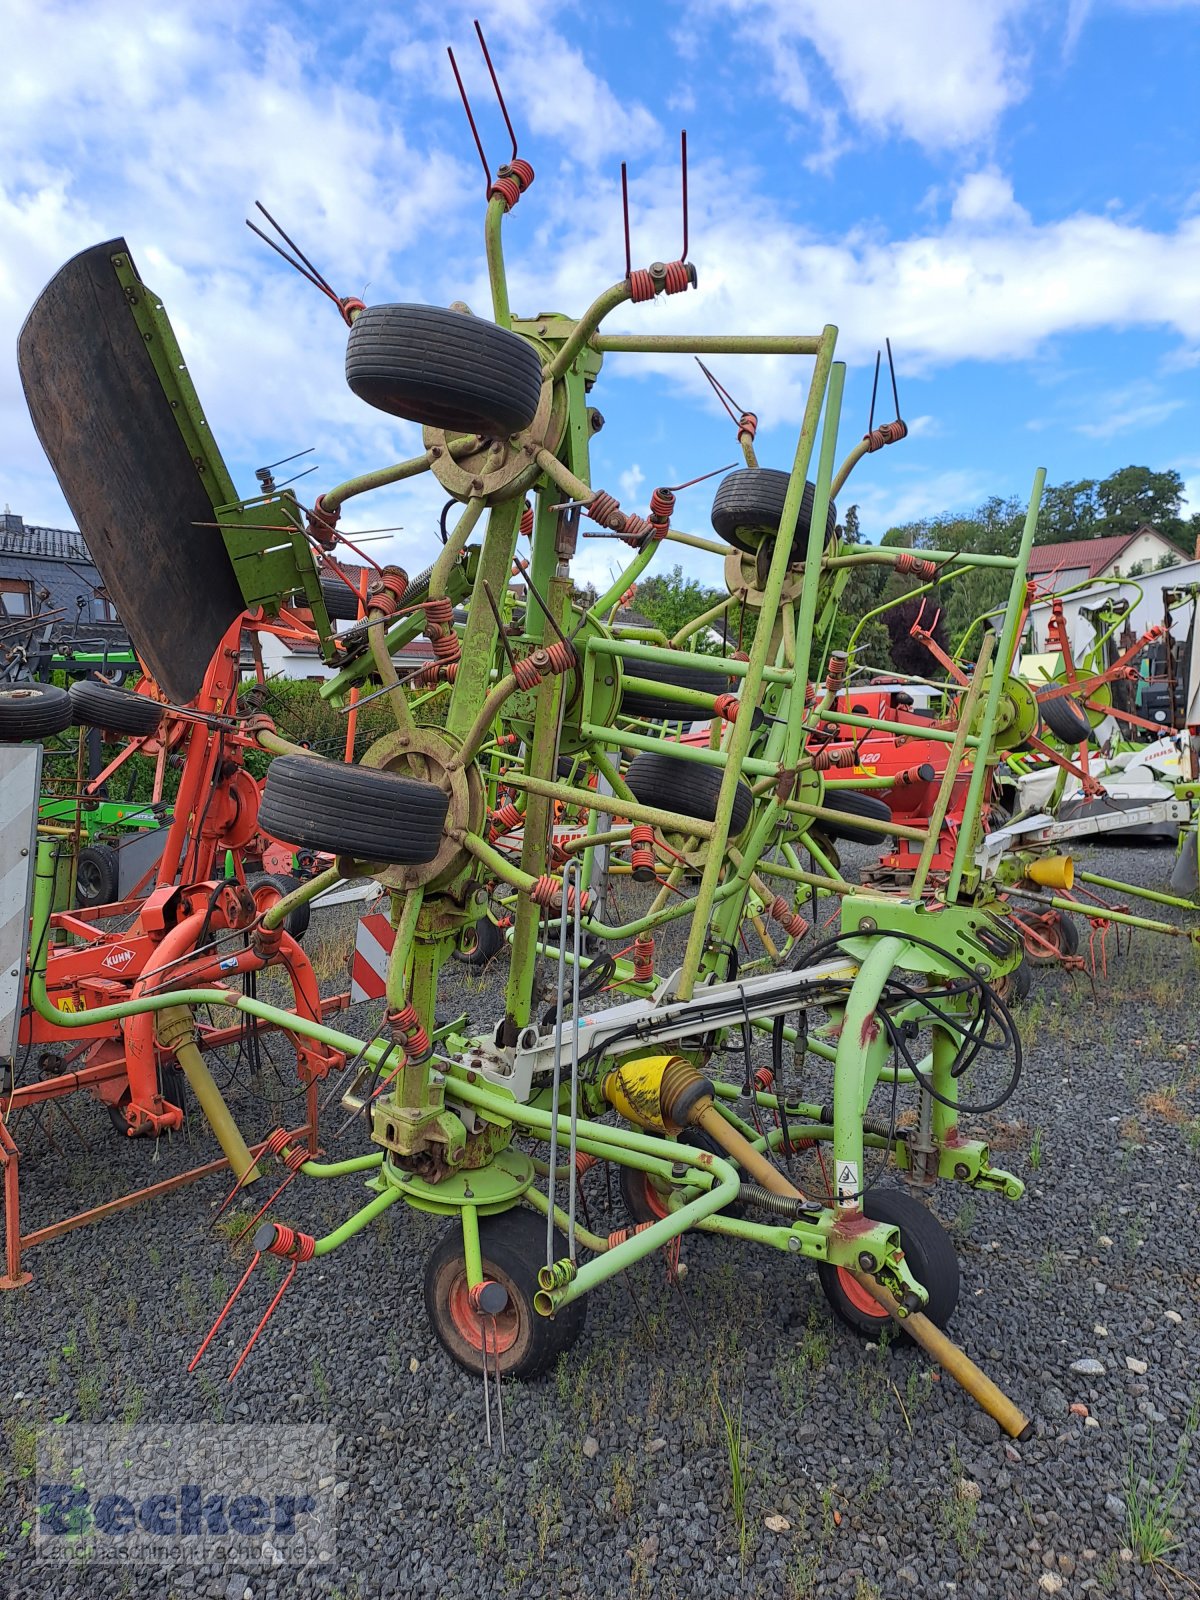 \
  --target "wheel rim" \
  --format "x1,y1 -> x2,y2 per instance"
835,1267 -> 889,1320
251,883 -> 282,917
640,1175 -> 671,1221
78,862 -> 102,898
446,1270 -> 521,1356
